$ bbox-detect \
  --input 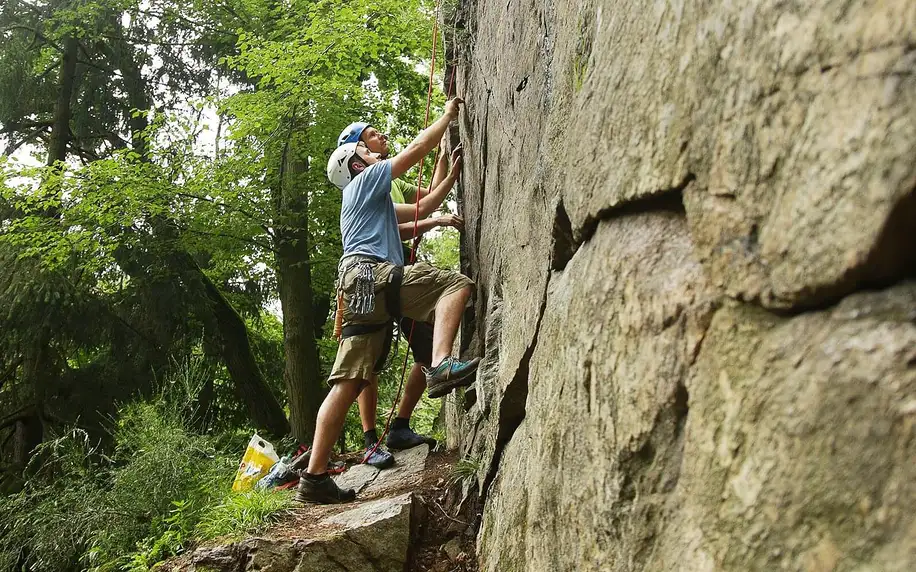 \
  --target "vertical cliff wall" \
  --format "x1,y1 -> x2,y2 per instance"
445,1 -> 916,570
